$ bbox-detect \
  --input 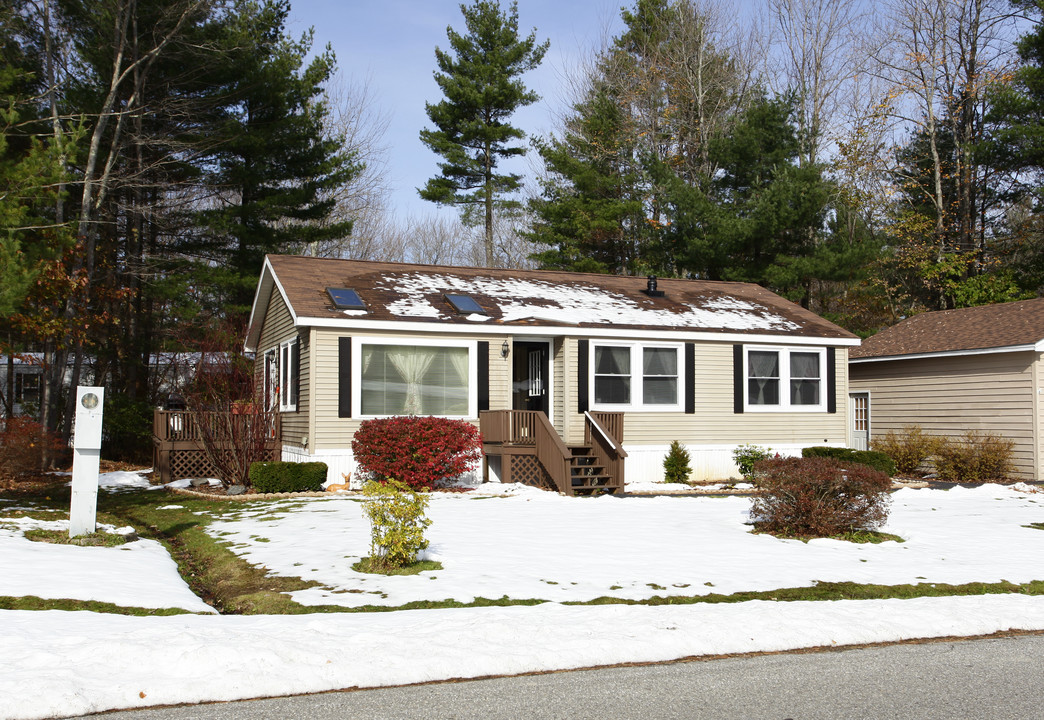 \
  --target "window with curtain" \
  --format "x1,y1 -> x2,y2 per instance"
594,345 -> 630,404
643,347 -> 678,405
747,350 -> 780,406
360,343 -> 470,416
592,343 -> 682,410
744,346 -> 826,411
